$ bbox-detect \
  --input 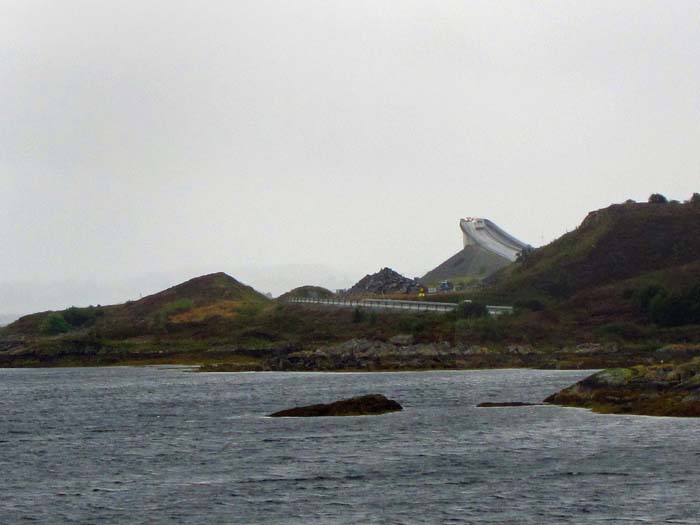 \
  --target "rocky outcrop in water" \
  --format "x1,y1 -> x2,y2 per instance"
269,394 -> 402,417
347,267 -> 419,295
544,360 -> 700,416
